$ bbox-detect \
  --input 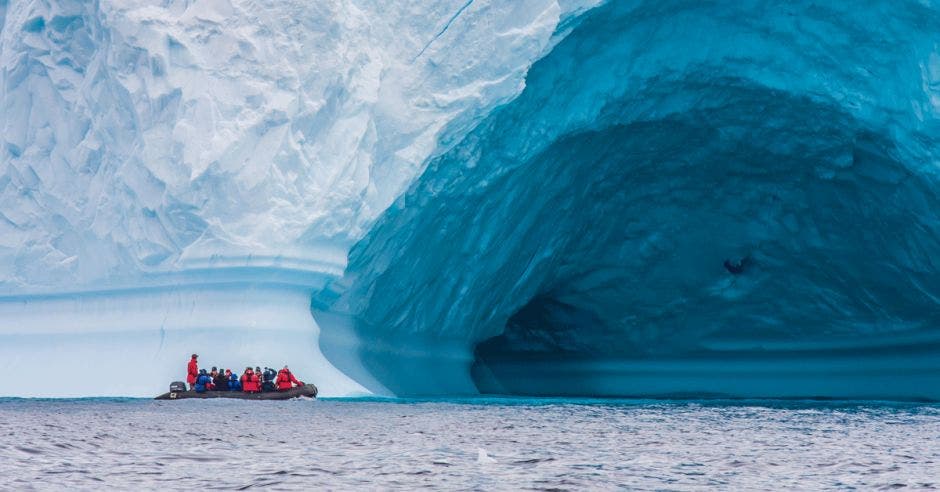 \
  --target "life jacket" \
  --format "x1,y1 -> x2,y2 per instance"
241,371 -> 260,392
276,369 -> 301,390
